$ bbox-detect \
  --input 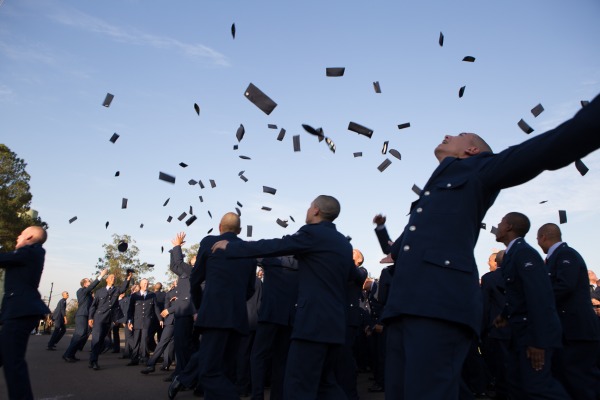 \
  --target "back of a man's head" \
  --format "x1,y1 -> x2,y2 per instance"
505,212 -> 531,238
313,195 -> 341,222
538,223 -> 562,243
220,212 -> 242,234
